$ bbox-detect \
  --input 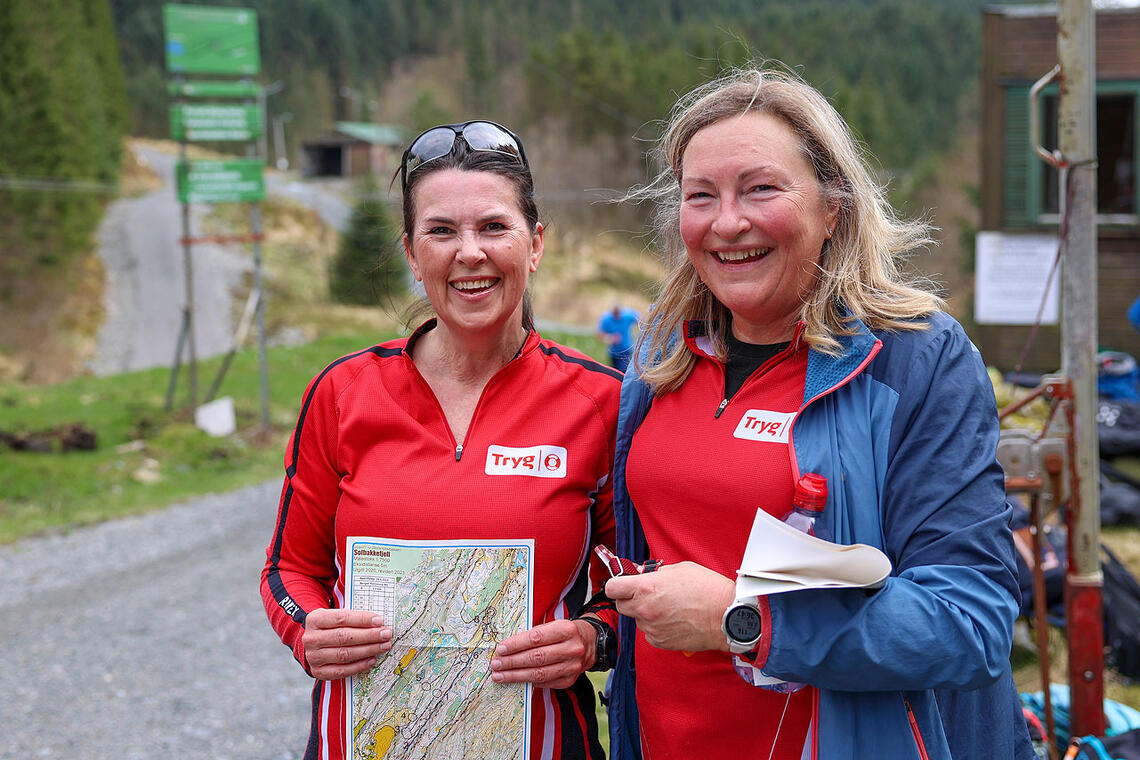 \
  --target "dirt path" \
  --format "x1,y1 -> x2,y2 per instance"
89,147 -> 250,376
